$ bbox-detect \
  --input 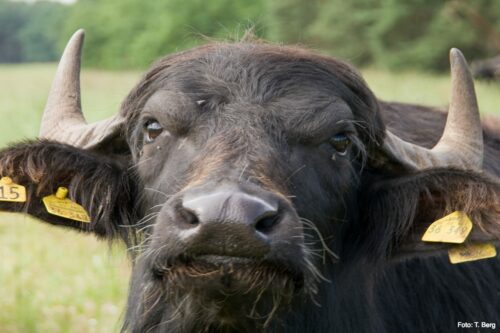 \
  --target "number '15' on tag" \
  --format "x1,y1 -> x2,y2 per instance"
0,177 -> 26,202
